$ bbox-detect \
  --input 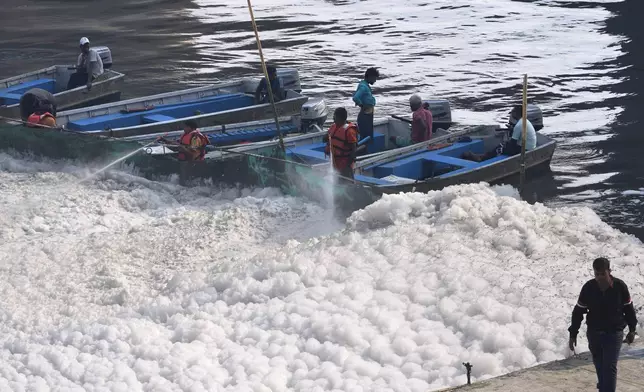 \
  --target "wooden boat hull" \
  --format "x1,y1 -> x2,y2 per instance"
0,66 -> 125,119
